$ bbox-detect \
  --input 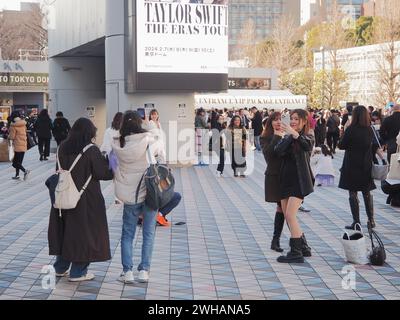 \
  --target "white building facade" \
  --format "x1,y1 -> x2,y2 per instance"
314,41 -> 400,107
